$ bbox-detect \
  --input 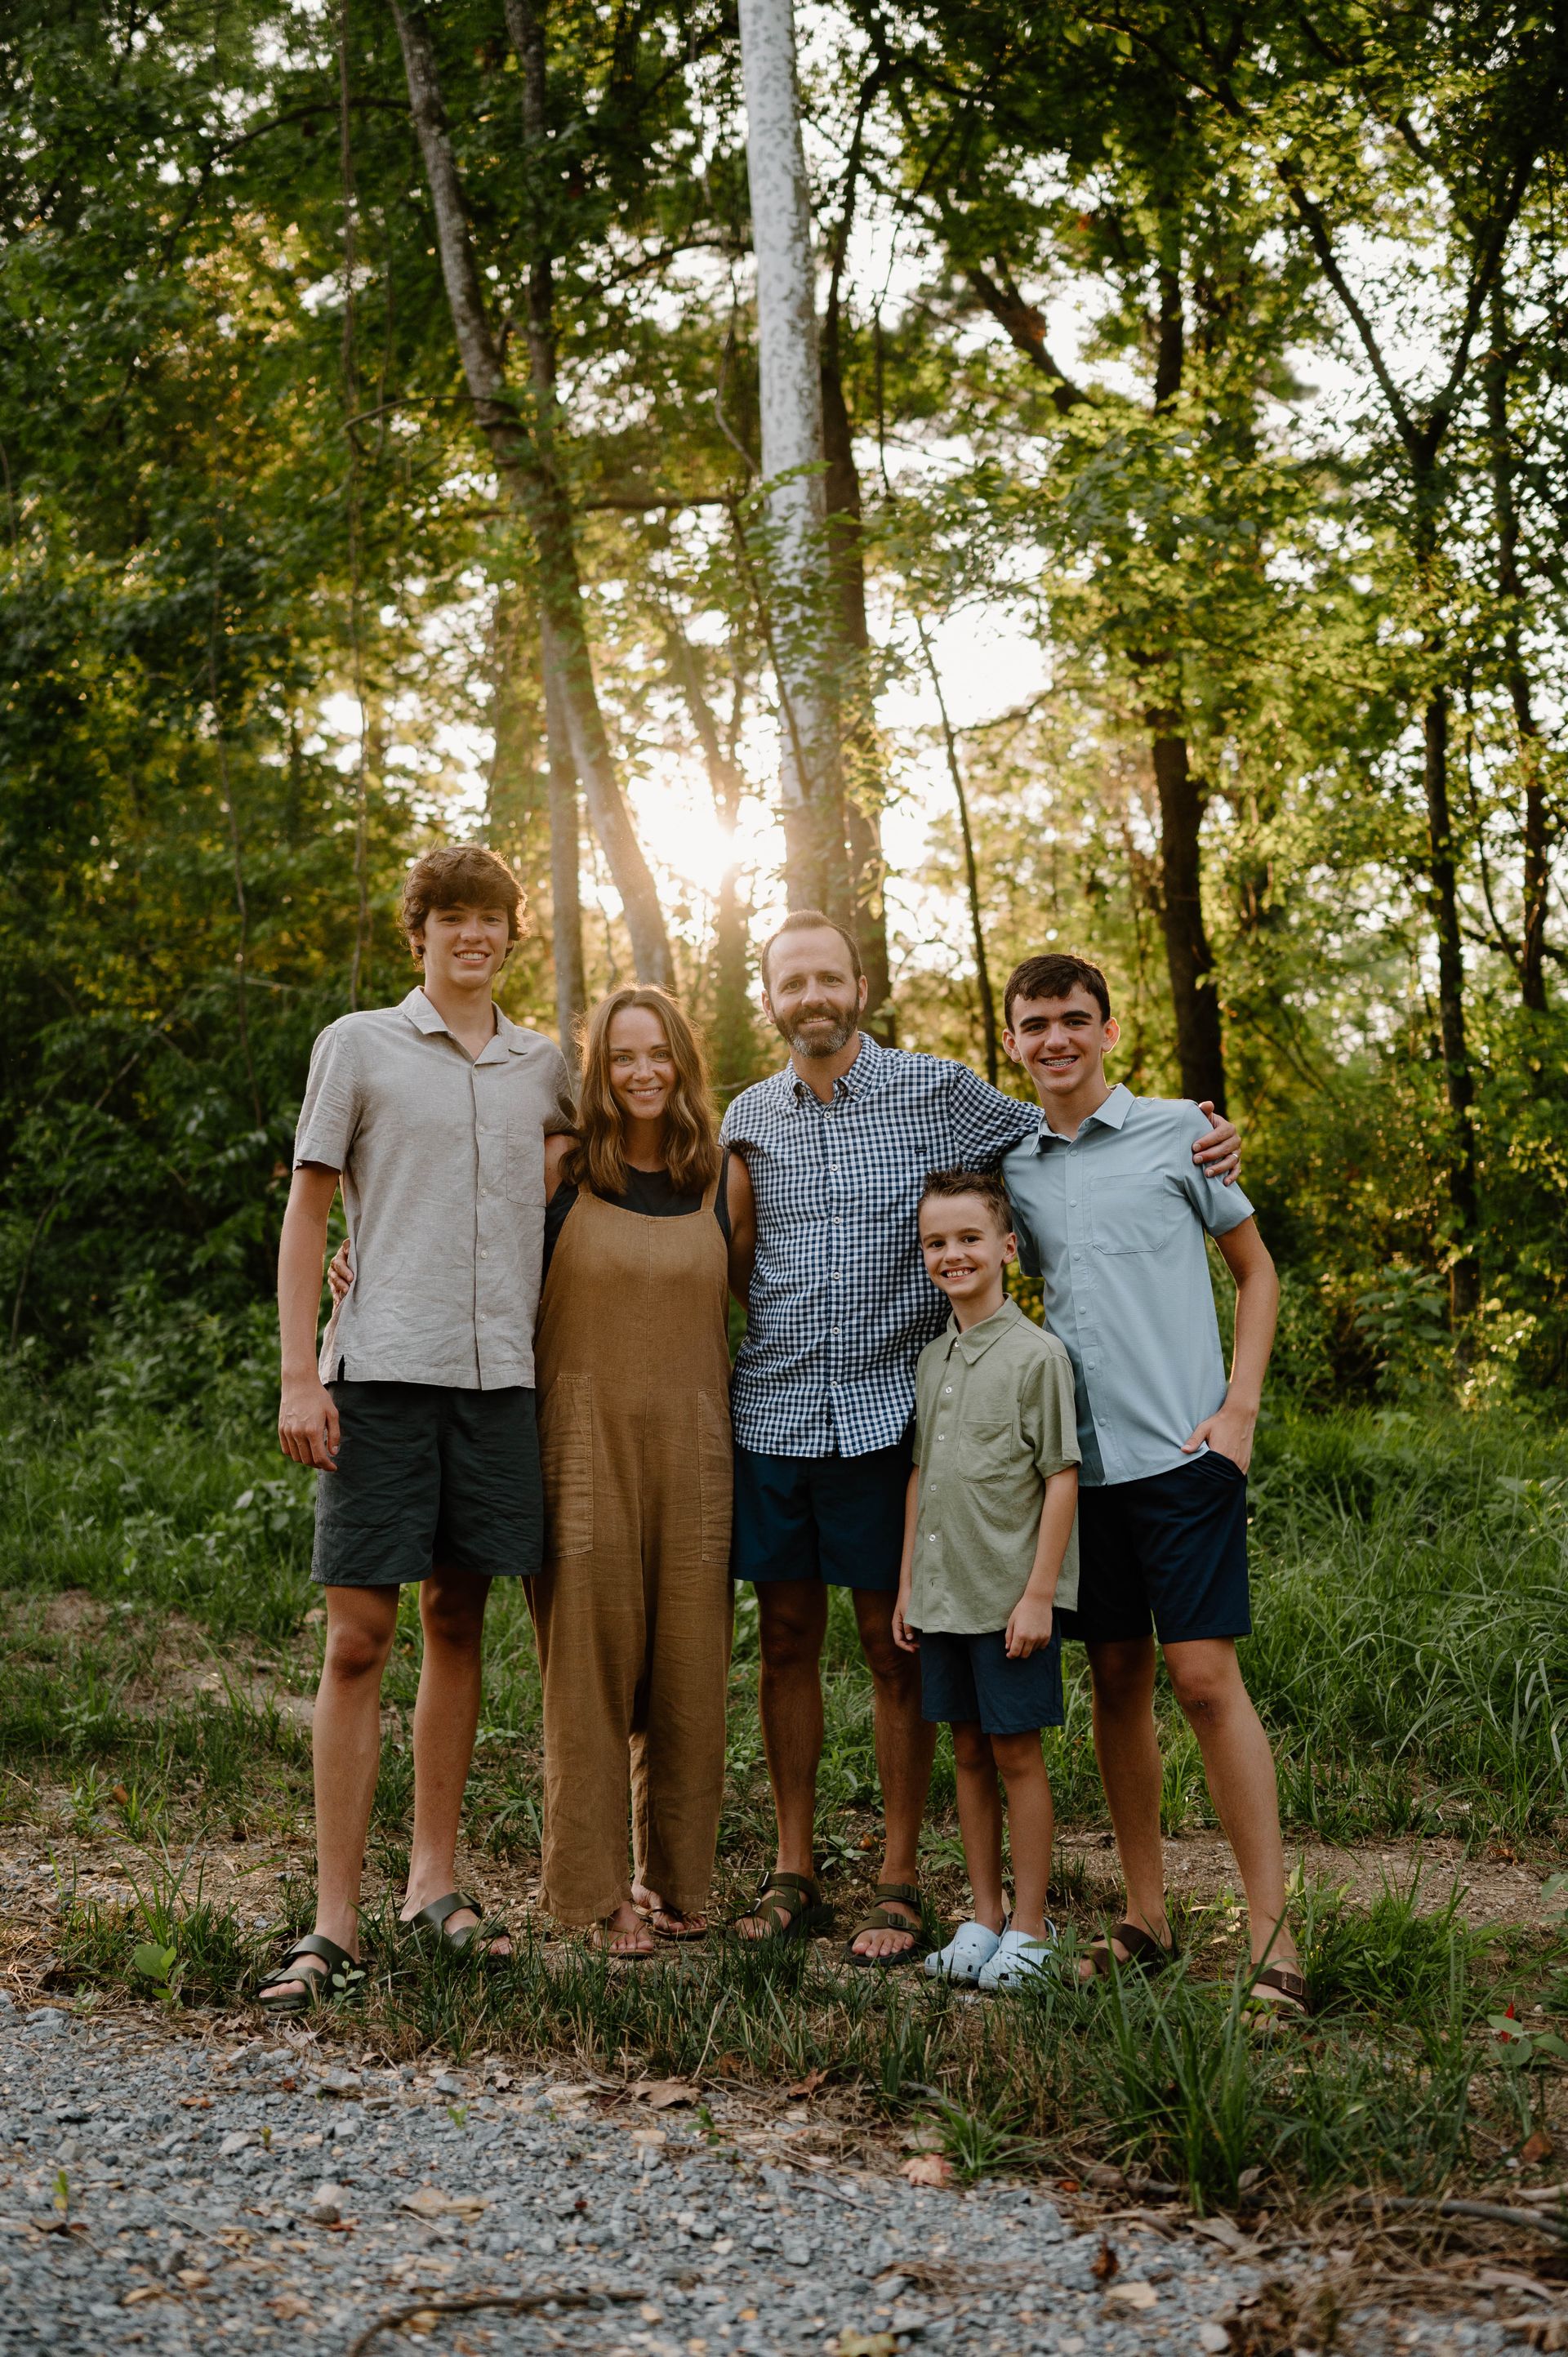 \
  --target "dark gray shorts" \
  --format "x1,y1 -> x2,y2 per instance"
918,1625 -> 1065,1736
311,1380 -> 542,1588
